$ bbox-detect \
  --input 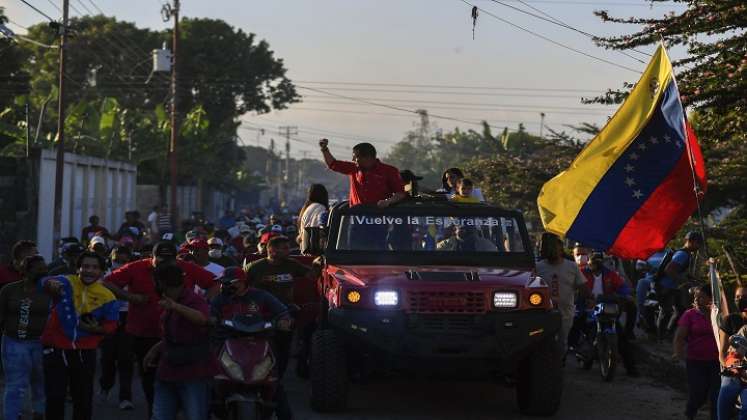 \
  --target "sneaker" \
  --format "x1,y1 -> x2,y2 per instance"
119,400 -> 134,410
